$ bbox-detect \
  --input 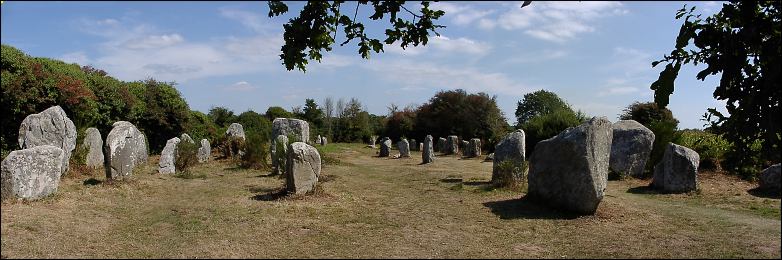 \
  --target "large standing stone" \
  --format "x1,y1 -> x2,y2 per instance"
493,130 -> 526,185
398,139 -> 410,157
422,135 -> 435,164
197,139 -> 210,163
286,142 -> 321,195
84,128 -> 104,169
759,164 -> 781,192
271,118 -> 310,170
410,139 -> 418,151
225,123 -> 246,141
467,138 -> 481,157
105,121 -> 148,180
528,117 -> 612,215
273,135 -> 289,175
379,137 -> 392,157
180,133 -> 194,144
610,120 -> 655,178
158,137 -> 181,174
651,143 -> 700,193
446,135 -> 459,155
1,146 -> 64,201
18,106 -> 77,175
